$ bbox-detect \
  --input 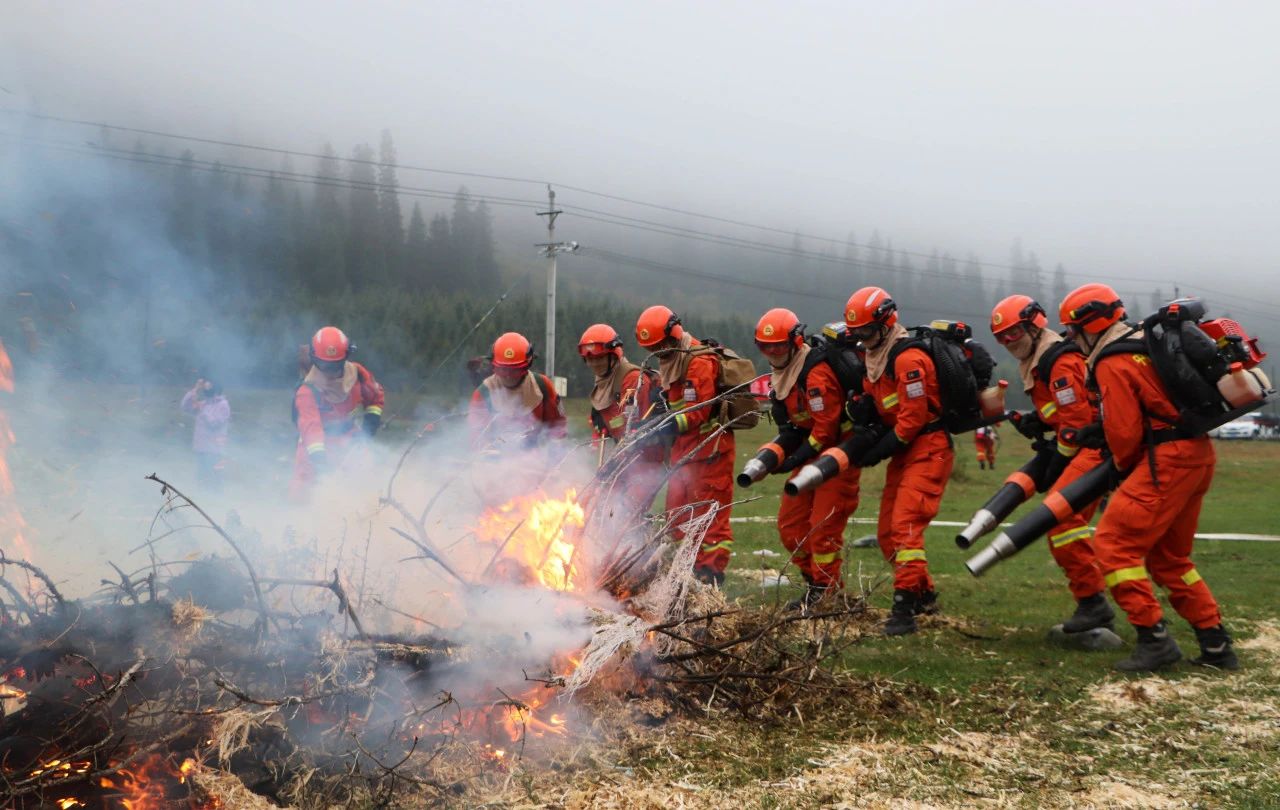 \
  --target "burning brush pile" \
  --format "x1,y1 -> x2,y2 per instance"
0,413 -> 884,808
